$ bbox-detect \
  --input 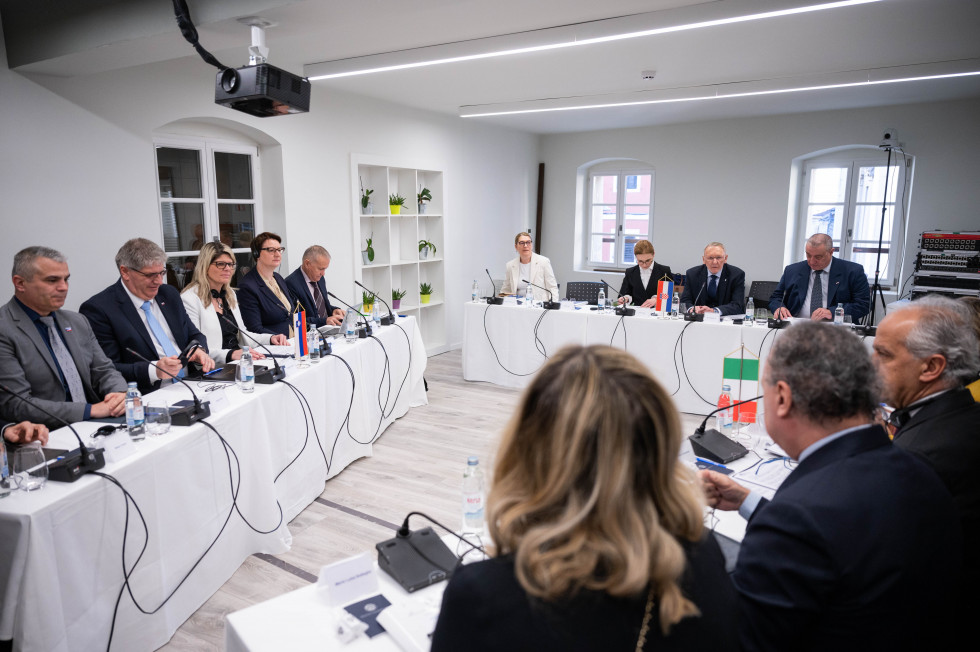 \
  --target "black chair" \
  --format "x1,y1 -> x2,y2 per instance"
748,281 -> 780,309
565,281 -> 605,304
